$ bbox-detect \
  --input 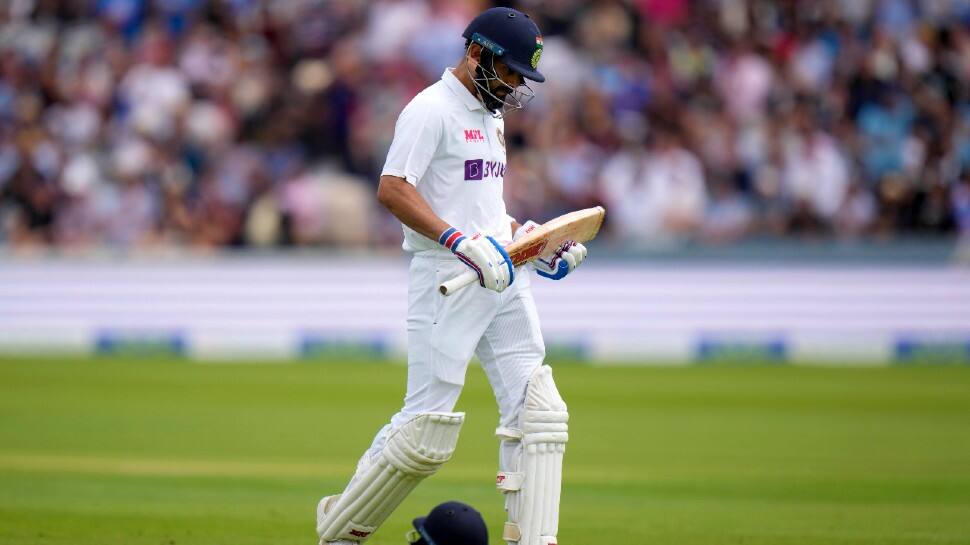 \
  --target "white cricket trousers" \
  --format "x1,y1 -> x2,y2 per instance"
357,250 -> 545,474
